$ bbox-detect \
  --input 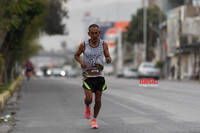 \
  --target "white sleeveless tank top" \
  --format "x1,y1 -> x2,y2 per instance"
82,39 -> 104,77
